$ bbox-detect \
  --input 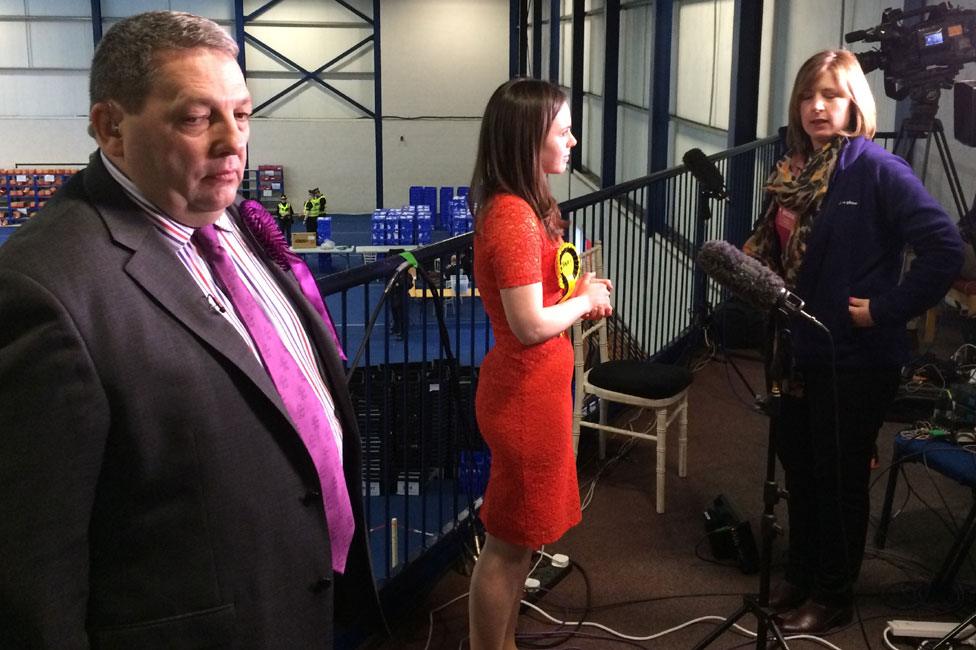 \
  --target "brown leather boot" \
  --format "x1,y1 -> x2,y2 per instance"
767,581 -> 808,613
776,598 -> 853,634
